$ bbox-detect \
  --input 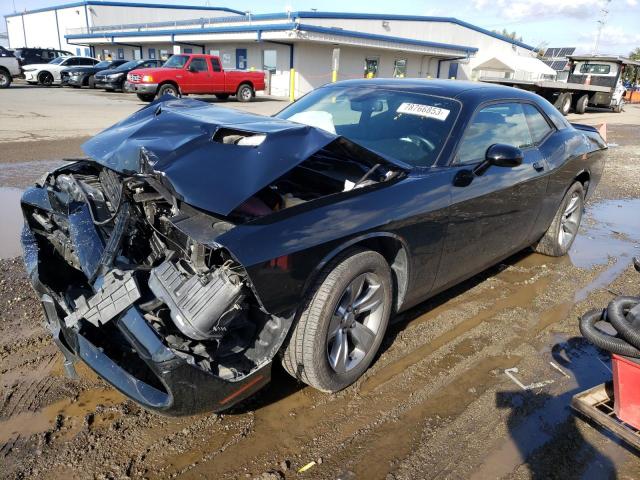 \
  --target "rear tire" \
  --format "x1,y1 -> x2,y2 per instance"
281,248 -> 393,392
0,69 -> 11,88
236,83 -> 253,102
554,92 -> 572,116
534,182 -> 584,257
88,76 -> 96,89
575,94 -> 589,114
613,99 -> 625,113
136,93 -> 155,102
